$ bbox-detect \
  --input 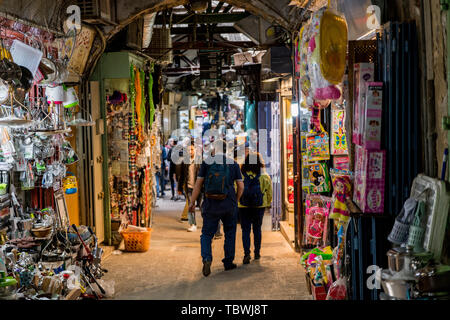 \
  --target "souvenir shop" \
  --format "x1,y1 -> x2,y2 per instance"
89,52 -> 161,247
0,16 -> 121,299
292,1 -> 450,300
